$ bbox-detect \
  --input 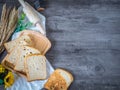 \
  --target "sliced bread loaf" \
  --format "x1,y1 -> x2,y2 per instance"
44,69 -> 73,90
25,55 -> 46,81
14,46 -> 41,73
4,35 -> 33,53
